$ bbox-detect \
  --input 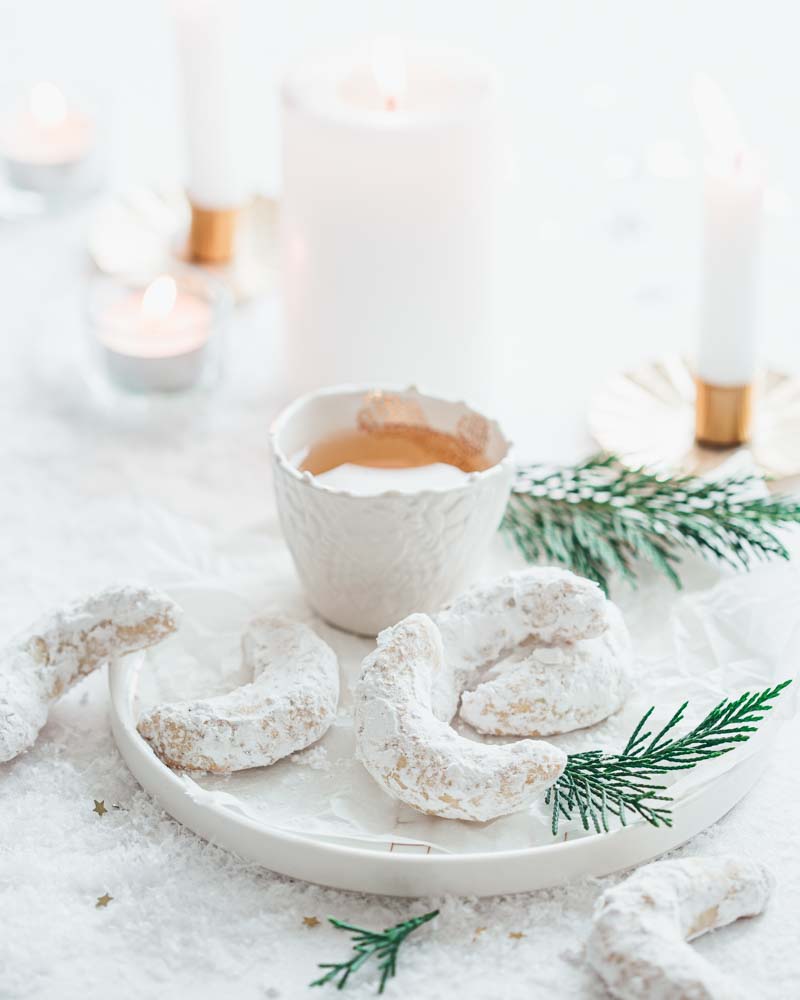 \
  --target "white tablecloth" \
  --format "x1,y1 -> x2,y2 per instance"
1,204 -> 798,1000
4,3 -> 800,996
